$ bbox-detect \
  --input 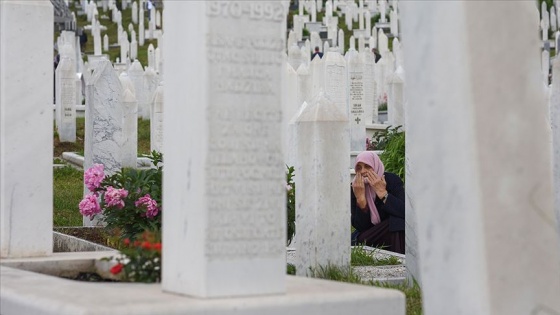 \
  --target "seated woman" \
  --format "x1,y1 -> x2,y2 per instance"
351,151 -> 405,254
